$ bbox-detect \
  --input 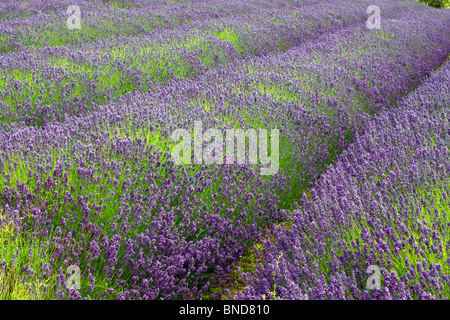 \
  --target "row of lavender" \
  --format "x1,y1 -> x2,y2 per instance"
0,1 -> 449,299
233,57 -> 450,300
0,0 -> 427,127
1,0 -> 324,53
